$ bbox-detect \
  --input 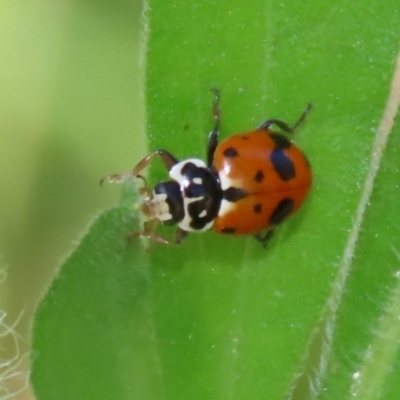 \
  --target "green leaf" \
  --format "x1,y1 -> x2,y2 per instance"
315,101 -> 400,400
31,1 -> 400,399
